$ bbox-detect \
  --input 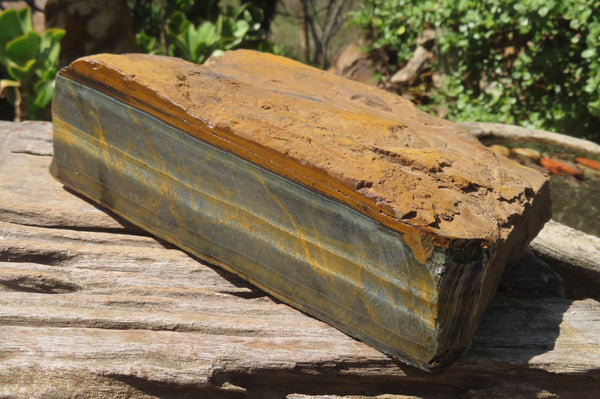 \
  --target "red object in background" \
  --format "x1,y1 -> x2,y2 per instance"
575,157 -> 600,171
540,158 -> 582,176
